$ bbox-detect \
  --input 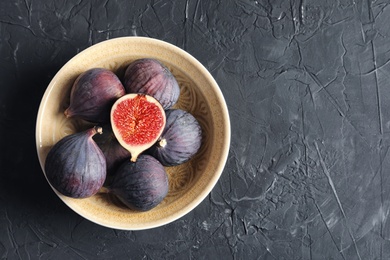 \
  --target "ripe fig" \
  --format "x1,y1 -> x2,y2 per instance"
123,58 -> 180,109
108,155 -> 169,211
44,127 -> 106,198
111,93 -> 166,162
147,109 -> 202,166
93,124 -> 130,176
65,68 -> 126,123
